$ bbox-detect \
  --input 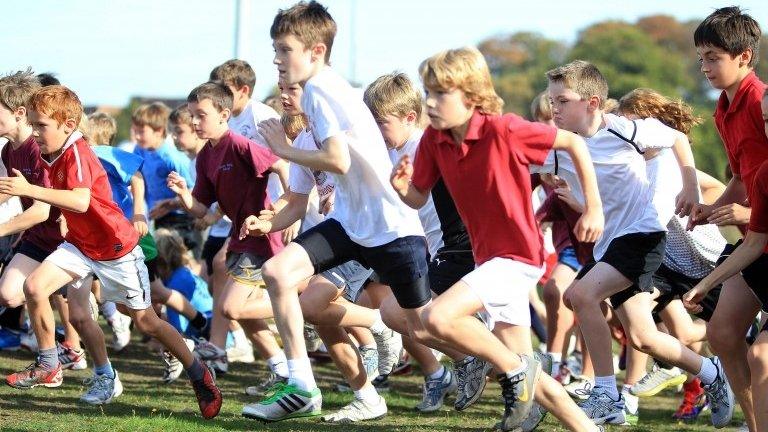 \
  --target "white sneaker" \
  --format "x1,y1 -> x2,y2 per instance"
226,336 -> 255,364
162,338 -> 194,384
57,341 -> 87,370
107,312 -> 132,352
565,376 -> 594,401
321,396 -> 387,423
371,327 -> 402,376
20,329 -> 37,352
630,364 -> 686,397
80,371 -> 123,405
